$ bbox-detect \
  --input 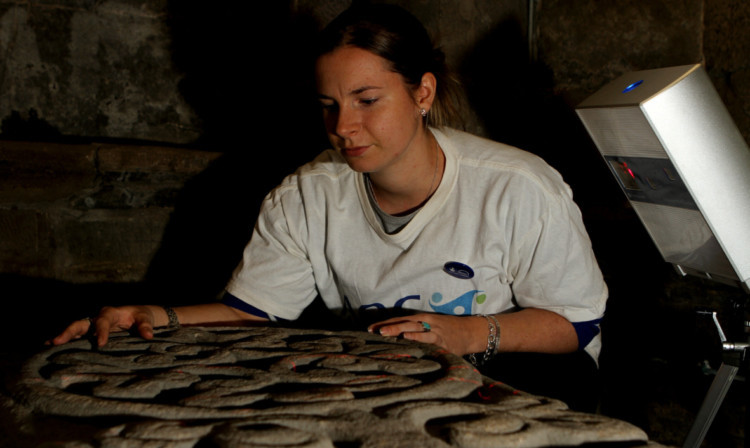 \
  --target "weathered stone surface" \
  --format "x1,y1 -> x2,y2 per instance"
0,208 -> 53,276
537,0 -> 704,104
51,207 -> 171,282
0,206 -> 170,282
704,0 -> 750,142
9,326 -> 655,447
0,0 -> 199,143
0,1 -> 532,143
97,144 -> 219,175
0,0 -> 747,146
0,141 -> 96,203
0,140 -> 219,282
73,144 -> 220,210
